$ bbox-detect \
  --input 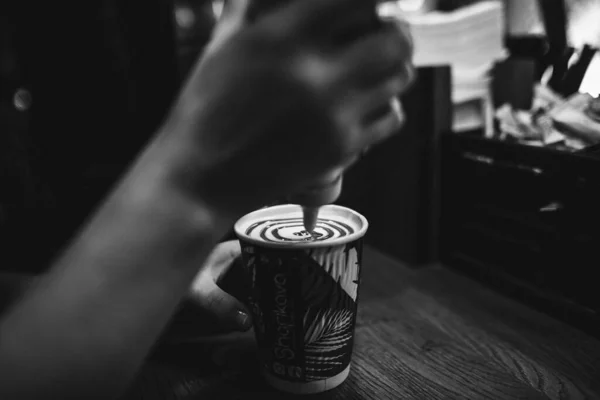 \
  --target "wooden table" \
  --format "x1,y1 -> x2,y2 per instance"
123,247 -> 600,400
